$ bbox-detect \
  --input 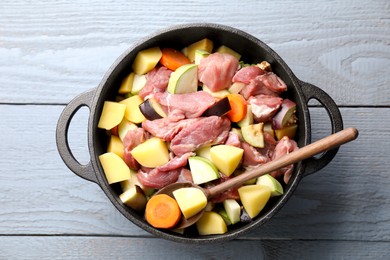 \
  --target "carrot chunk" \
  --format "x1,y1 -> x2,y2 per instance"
145,194 -> 181,229
160,48 -> 191,71
226,93 -> 247,122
